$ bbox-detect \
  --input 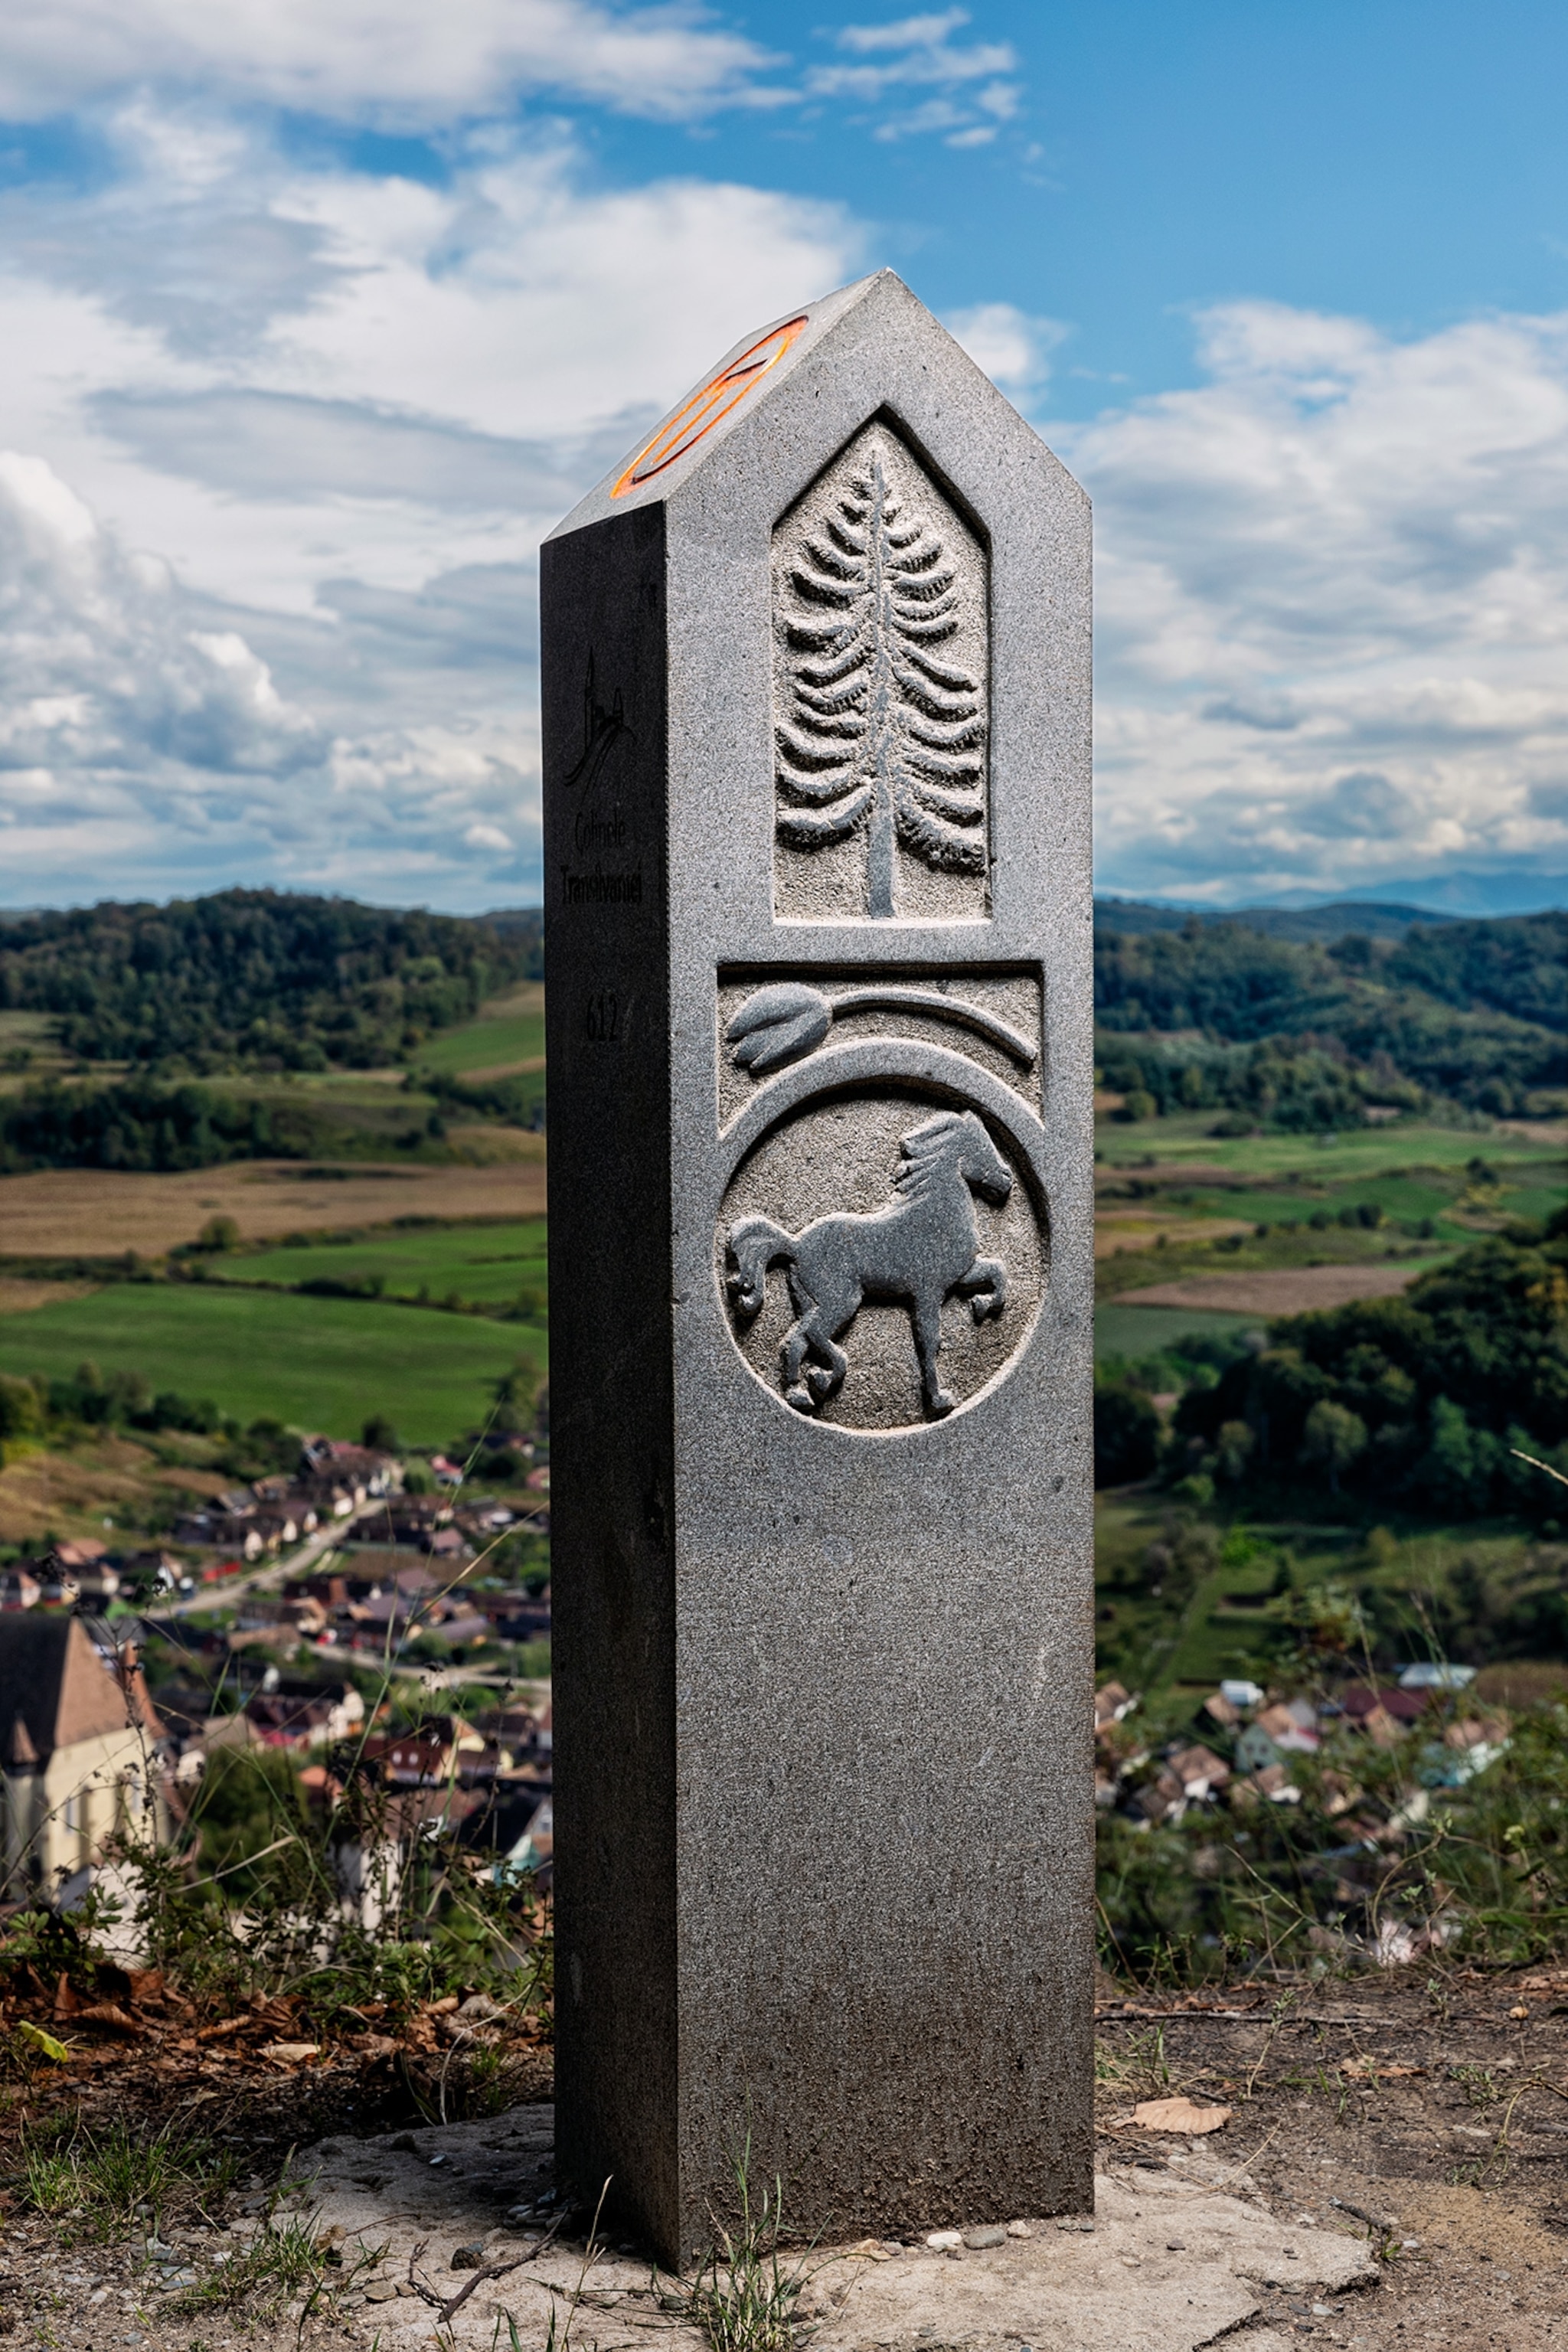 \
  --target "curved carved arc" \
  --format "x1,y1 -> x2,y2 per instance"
828,987 -> 1034,1067
725,980 -> 1035,1077
717,1036 -> 1052,1229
